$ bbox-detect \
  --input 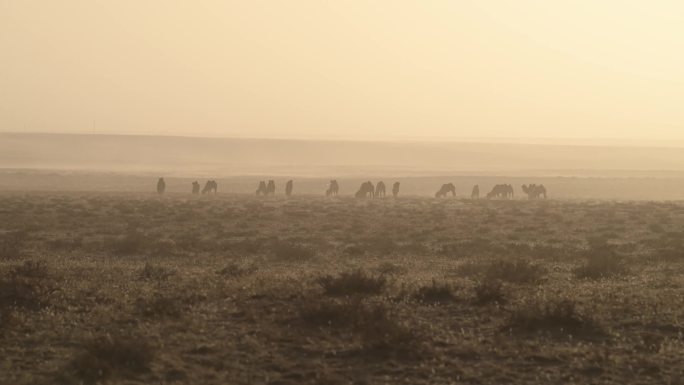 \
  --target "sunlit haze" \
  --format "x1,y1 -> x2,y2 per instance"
2,1 -> 683,141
